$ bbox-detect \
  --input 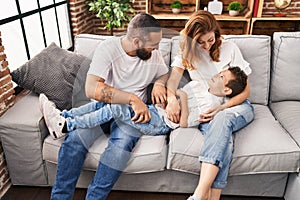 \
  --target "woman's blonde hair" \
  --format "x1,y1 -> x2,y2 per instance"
180,11 -> 222,70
